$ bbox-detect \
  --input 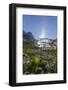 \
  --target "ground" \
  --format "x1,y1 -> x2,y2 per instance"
23,41 -> 57,75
